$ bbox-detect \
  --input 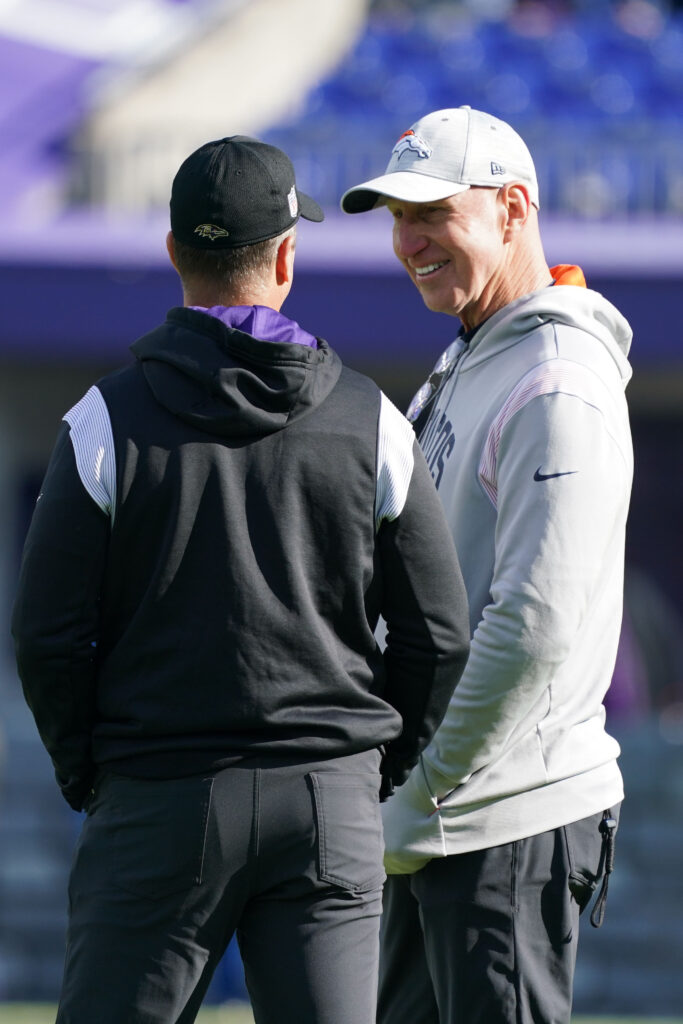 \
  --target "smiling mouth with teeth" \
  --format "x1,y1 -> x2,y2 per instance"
414,261 -> 449,278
